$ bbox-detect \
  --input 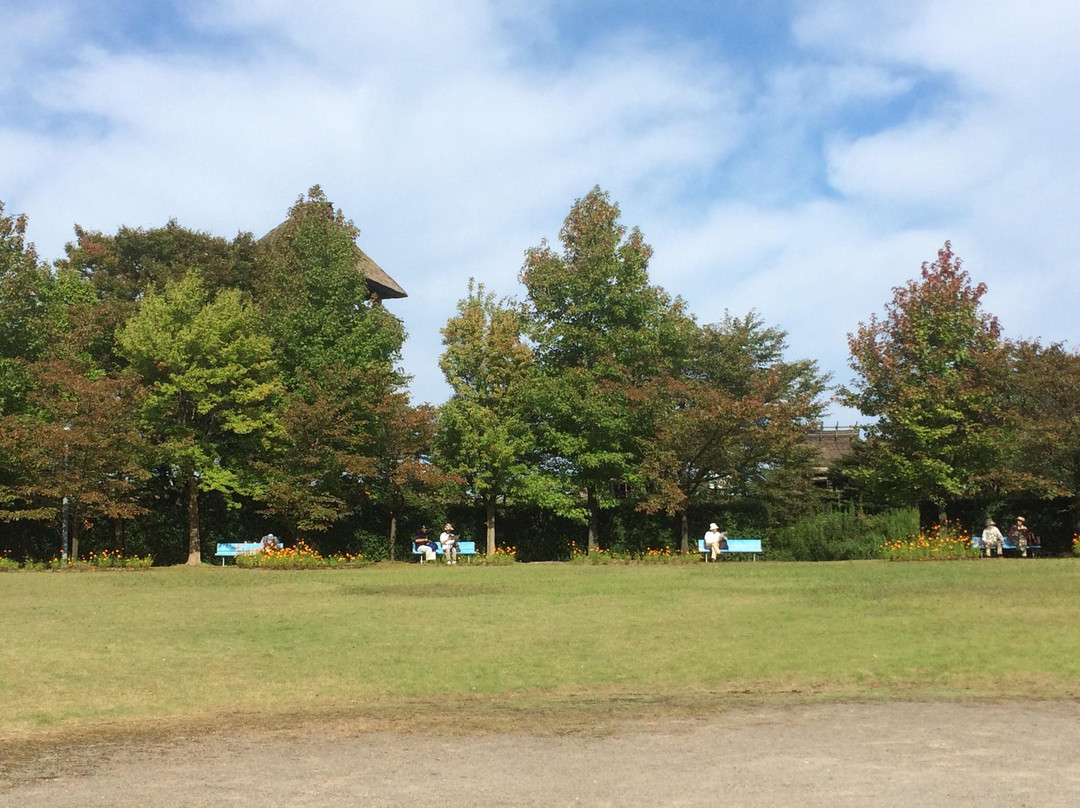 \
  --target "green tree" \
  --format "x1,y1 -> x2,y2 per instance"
118,271 -> 283,564
840,243 -> 1003,524
369,394 -> 455,559
253,188 -> 408,538
0,203 -> 94,414
255,187 -> 404,384
436,281 -> 571,555
639,313 -> 829,551
57,221 -> 255,374
520,188 -> 685,550
0,361 -> 149,556
0,203 -> 101,537
256,367 -> 380,539
999,341 -> 1080,531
